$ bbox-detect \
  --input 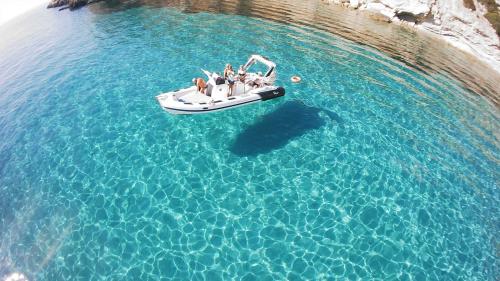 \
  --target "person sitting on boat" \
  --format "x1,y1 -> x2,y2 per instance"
237,65 -> 246,82
192,77 -> 207,94
248,72 -> 264,89
224,64 -> 235,96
